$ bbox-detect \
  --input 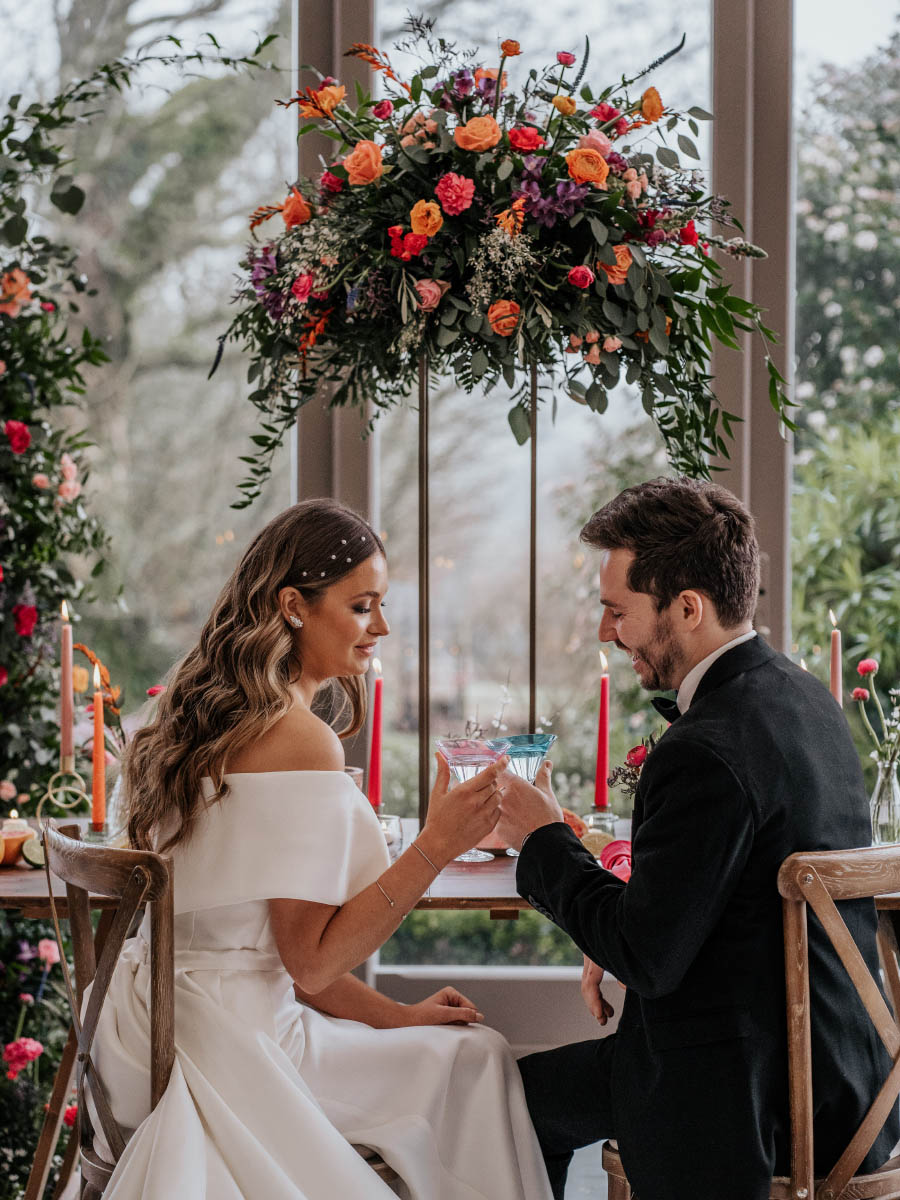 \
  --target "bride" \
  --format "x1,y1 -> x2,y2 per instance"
93,498 -> 553,1199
